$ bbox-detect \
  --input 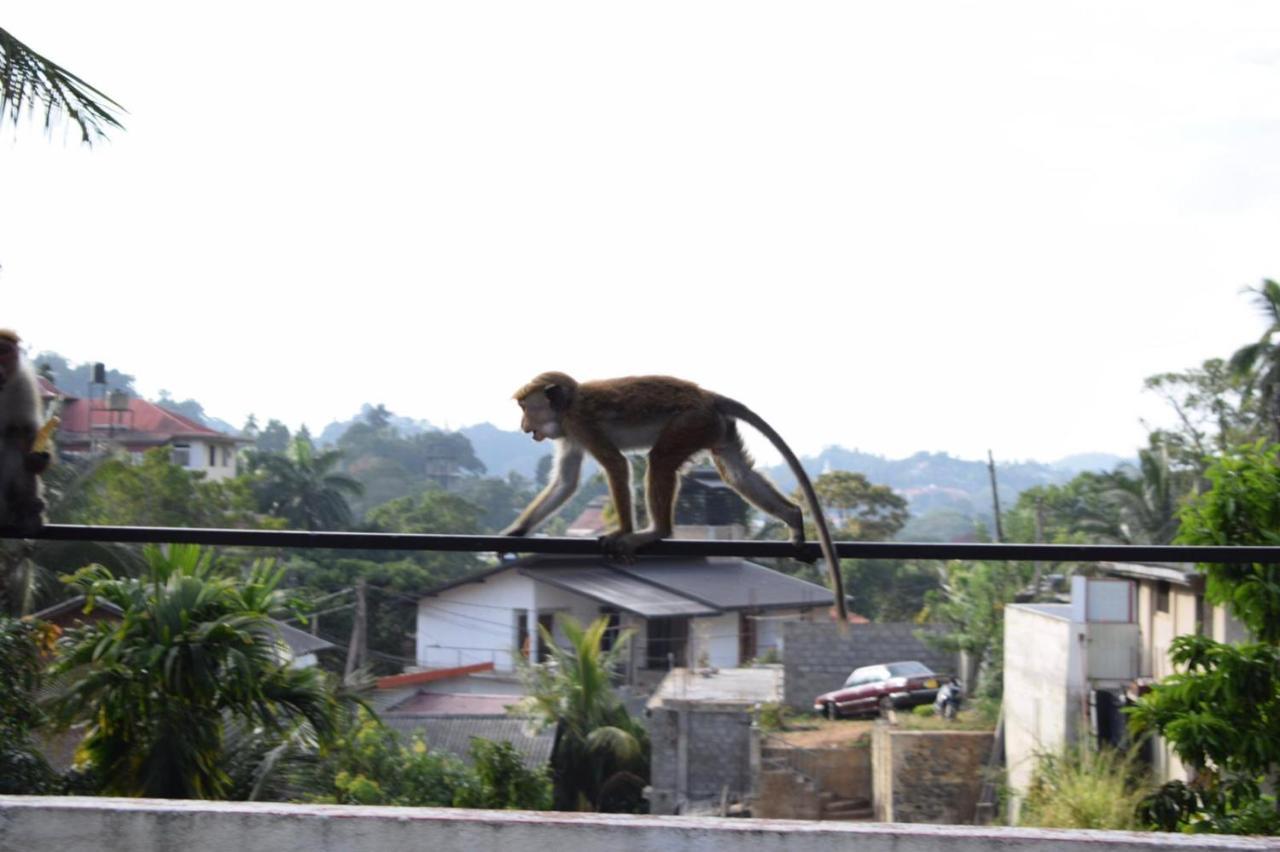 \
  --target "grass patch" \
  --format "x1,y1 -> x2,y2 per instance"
1019,745 -> 1151,830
